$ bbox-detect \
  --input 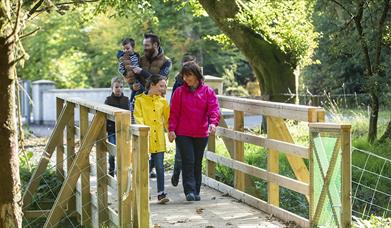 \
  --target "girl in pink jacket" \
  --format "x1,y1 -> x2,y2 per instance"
168,62 -> 220,201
